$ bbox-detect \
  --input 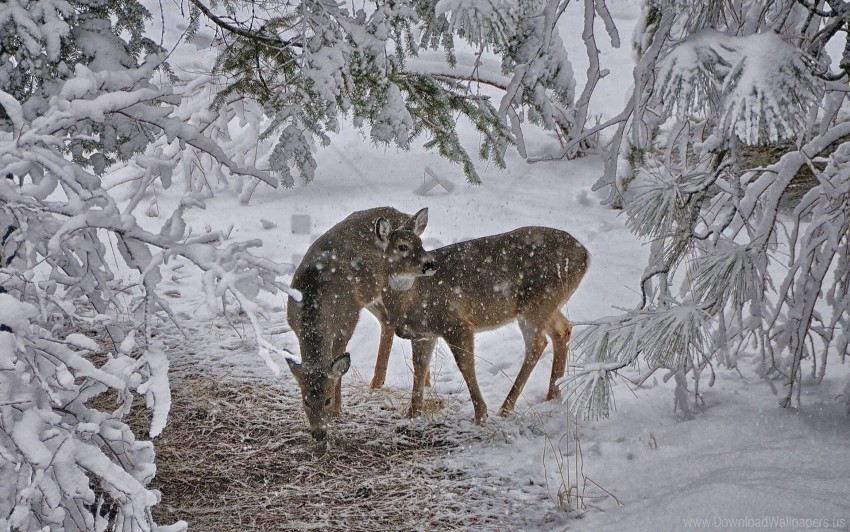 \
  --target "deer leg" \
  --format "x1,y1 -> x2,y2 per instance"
547,311 -> 572,401
499,318 -> 547,416
370,319 -> 395,389
333,379 -> 343,417
445,326 -> 488,425
331,324 -> 357,418
407,337 -> 436,418
369,302 -> 430,388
